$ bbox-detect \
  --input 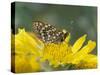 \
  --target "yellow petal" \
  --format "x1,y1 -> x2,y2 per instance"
78,40 -> 96,54
15,28 -> 44,56
76,54 -> 97,69
28,55 -> 41,72
11,54 -> 40,73
72,40 -> 96,64
11,28 -> 43,73
83,54 -> 97,64
72,34 -> 87,53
